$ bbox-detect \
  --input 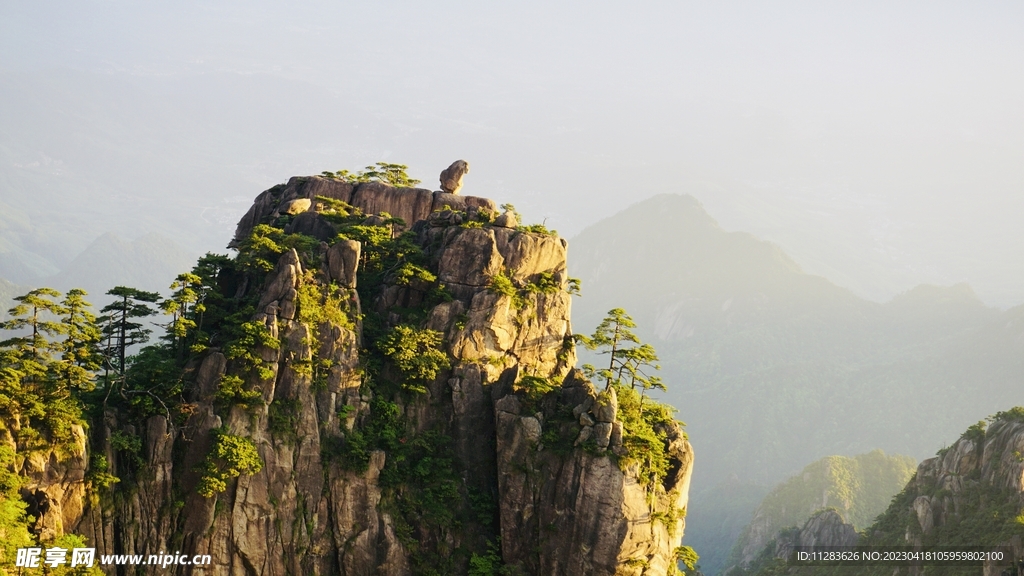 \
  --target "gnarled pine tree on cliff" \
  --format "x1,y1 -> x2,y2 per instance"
0,168 -> 695,576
